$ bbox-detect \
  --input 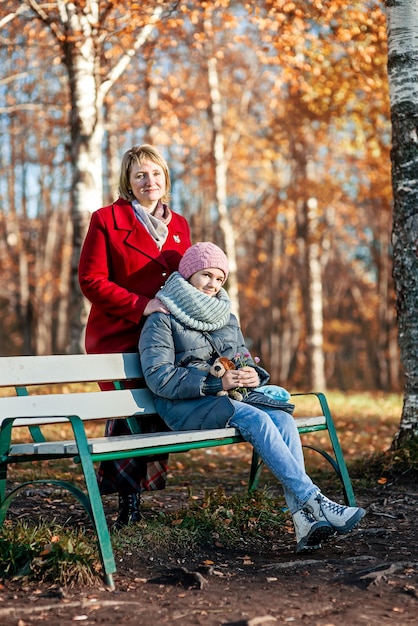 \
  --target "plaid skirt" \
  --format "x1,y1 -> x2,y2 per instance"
96,415 -> 169,495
